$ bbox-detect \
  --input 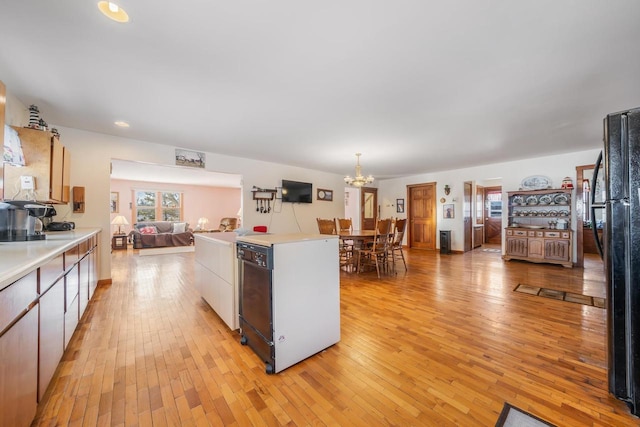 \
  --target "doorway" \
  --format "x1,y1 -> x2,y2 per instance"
360,187 -> 377,230
407,183 -> 437,250
484,186 -> 502,244
463,181 -> 473,252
